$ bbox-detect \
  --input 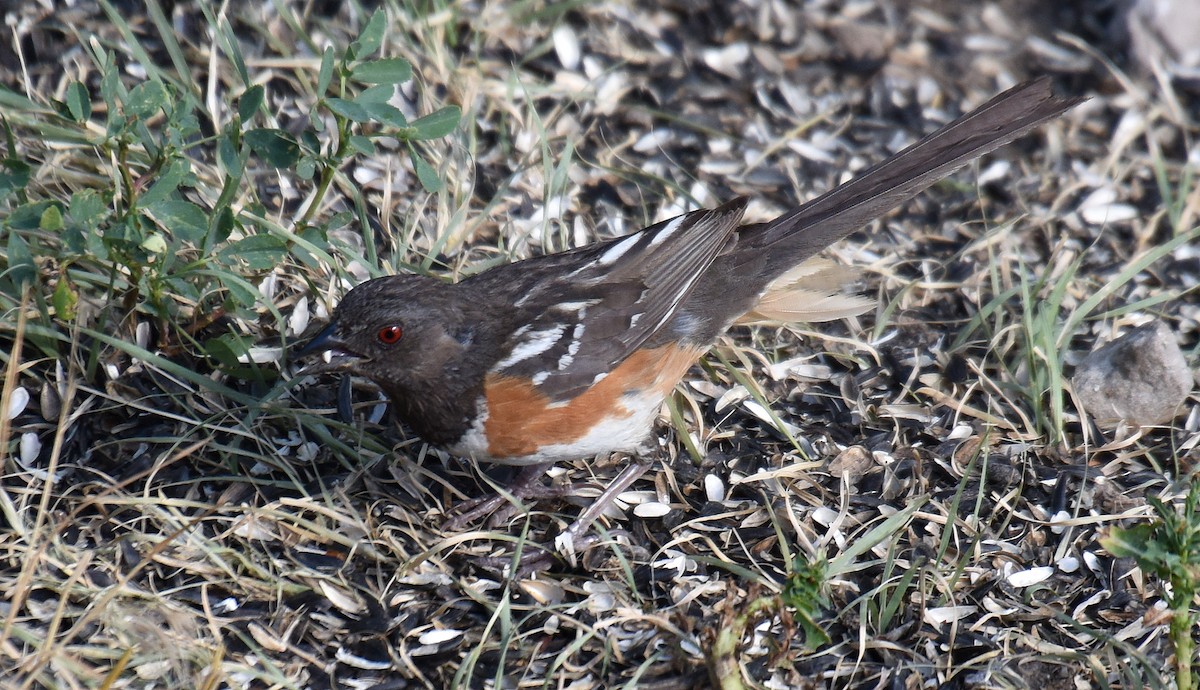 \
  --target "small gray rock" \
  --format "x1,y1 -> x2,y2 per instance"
1072,320 -> 1195,426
